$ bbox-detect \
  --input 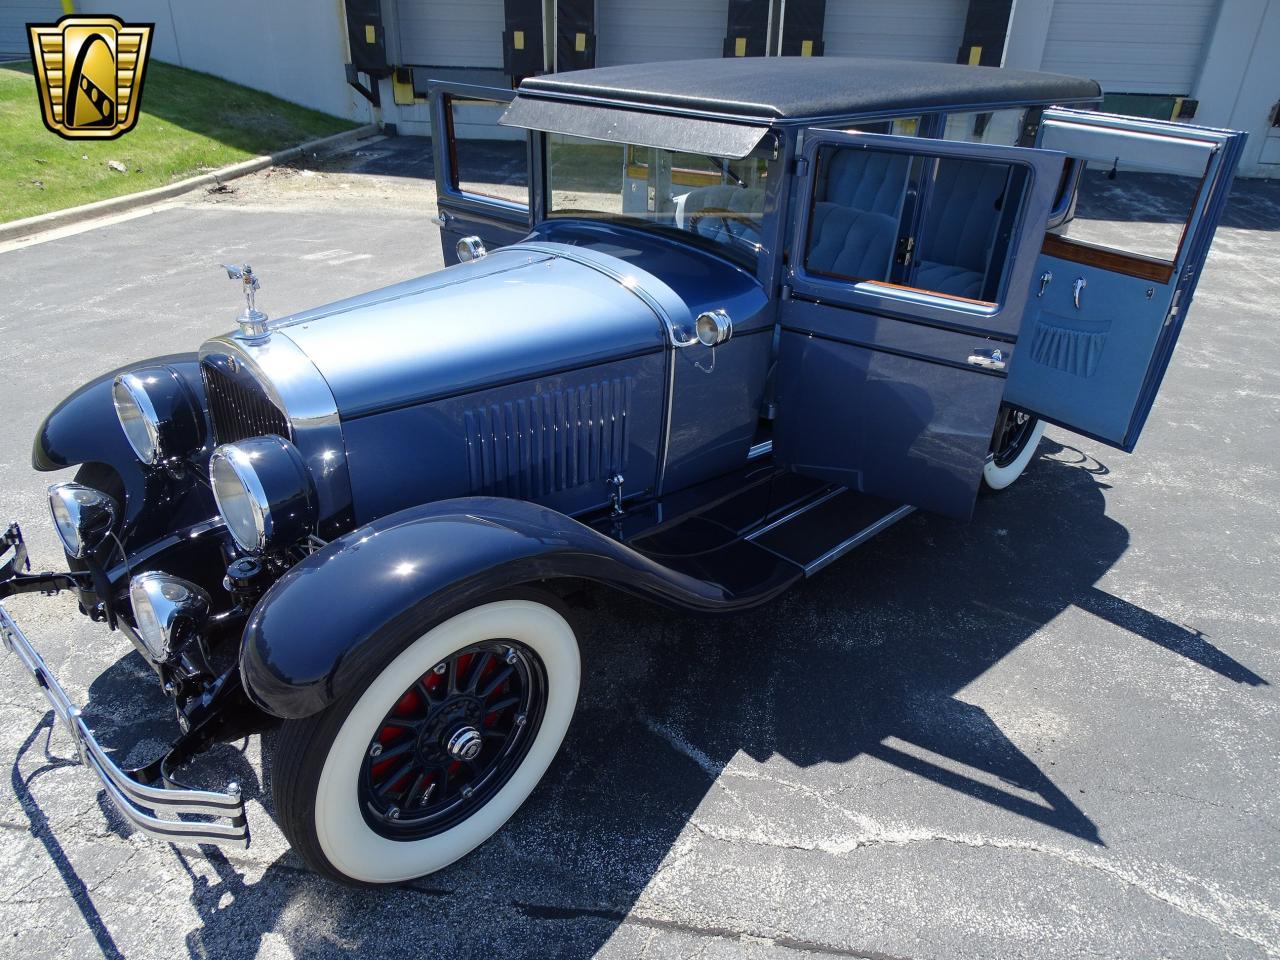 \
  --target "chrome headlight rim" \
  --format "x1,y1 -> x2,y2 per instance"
47,481 -> 117,559
112,366 -> 204,467
209,436 -> 316,555
209,444 -> 271,553
128,571 -> 211,662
